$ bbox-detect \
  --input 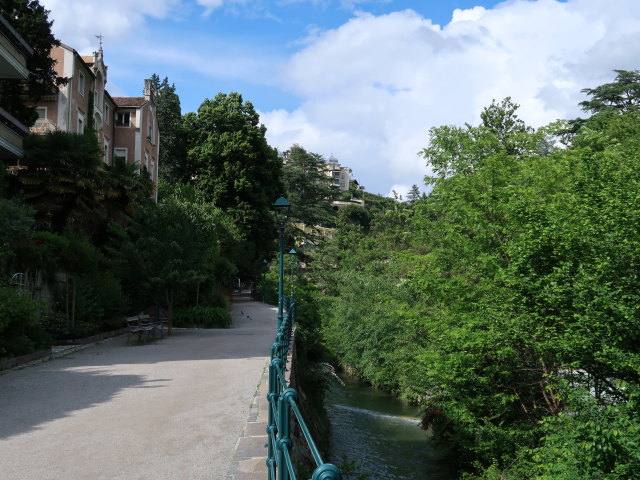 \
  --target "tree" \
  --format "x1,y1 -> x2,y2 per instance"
12,131 -> 104,233
0,198 -> 34,274
579,69 -> 640,114
406,184 -> 421,204
149,74 -> 187,183
0,0 -> 65,126
282,144 -> 337,233
186,92 -> 283,278
105,155 -> 152,213
110,196 -> 220,334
